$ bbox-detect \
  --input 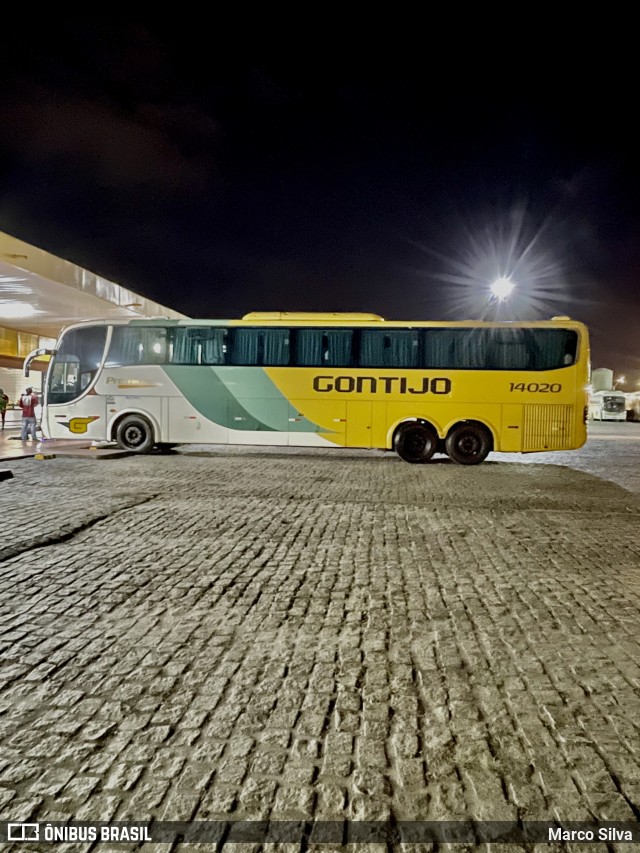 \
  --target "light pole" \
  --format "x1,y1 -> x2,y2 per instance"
614,375 -> 626,390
